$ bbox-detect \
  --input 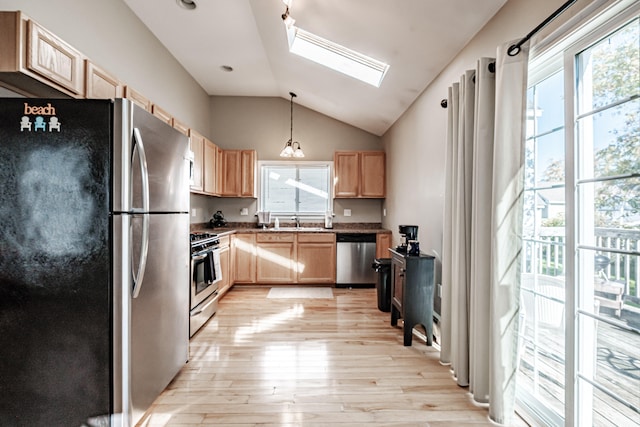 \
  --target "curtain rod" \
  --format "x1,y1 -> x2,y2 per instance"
508,0 -> 577,56
440,0 -> 577,108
